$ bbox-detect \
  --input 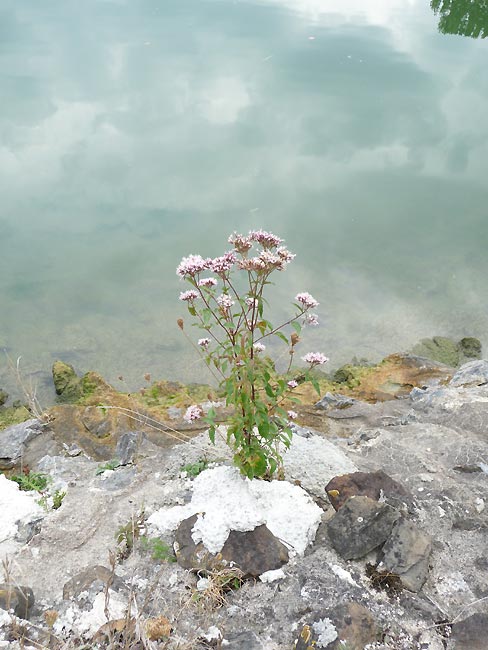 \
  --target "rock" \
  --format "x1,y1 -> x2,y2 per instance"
325,471 -> 414,513
327,496 -> 400,560
145,615 -> 171,641
329,602 -> 379,649
174,515 -> 289,577
295,605 -> 379,650
0,418 -> 45,469
459,337 -> 483,361
449,613 -> 488,650
315,392 -> 355,411
0,584 -> 35,618
0,389 -> 8,407
450,360 -> 488,387
410,336 -> 460,367
378,518 -> 432,592
115,431 -> 143,465
224,630 -> 265,649
63,565 -> 114,600
346,354 -> 453,402
52,361 -> 83,402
